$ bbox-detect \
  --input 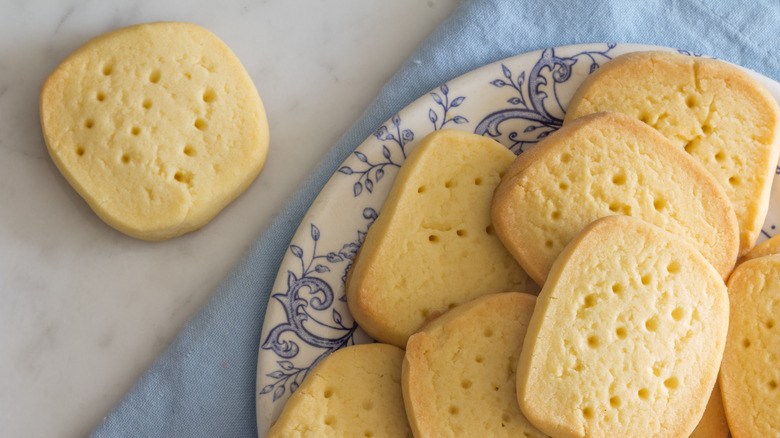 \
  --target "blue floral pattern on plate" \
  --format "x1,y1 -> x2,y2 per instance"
256,43 -> 780,435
